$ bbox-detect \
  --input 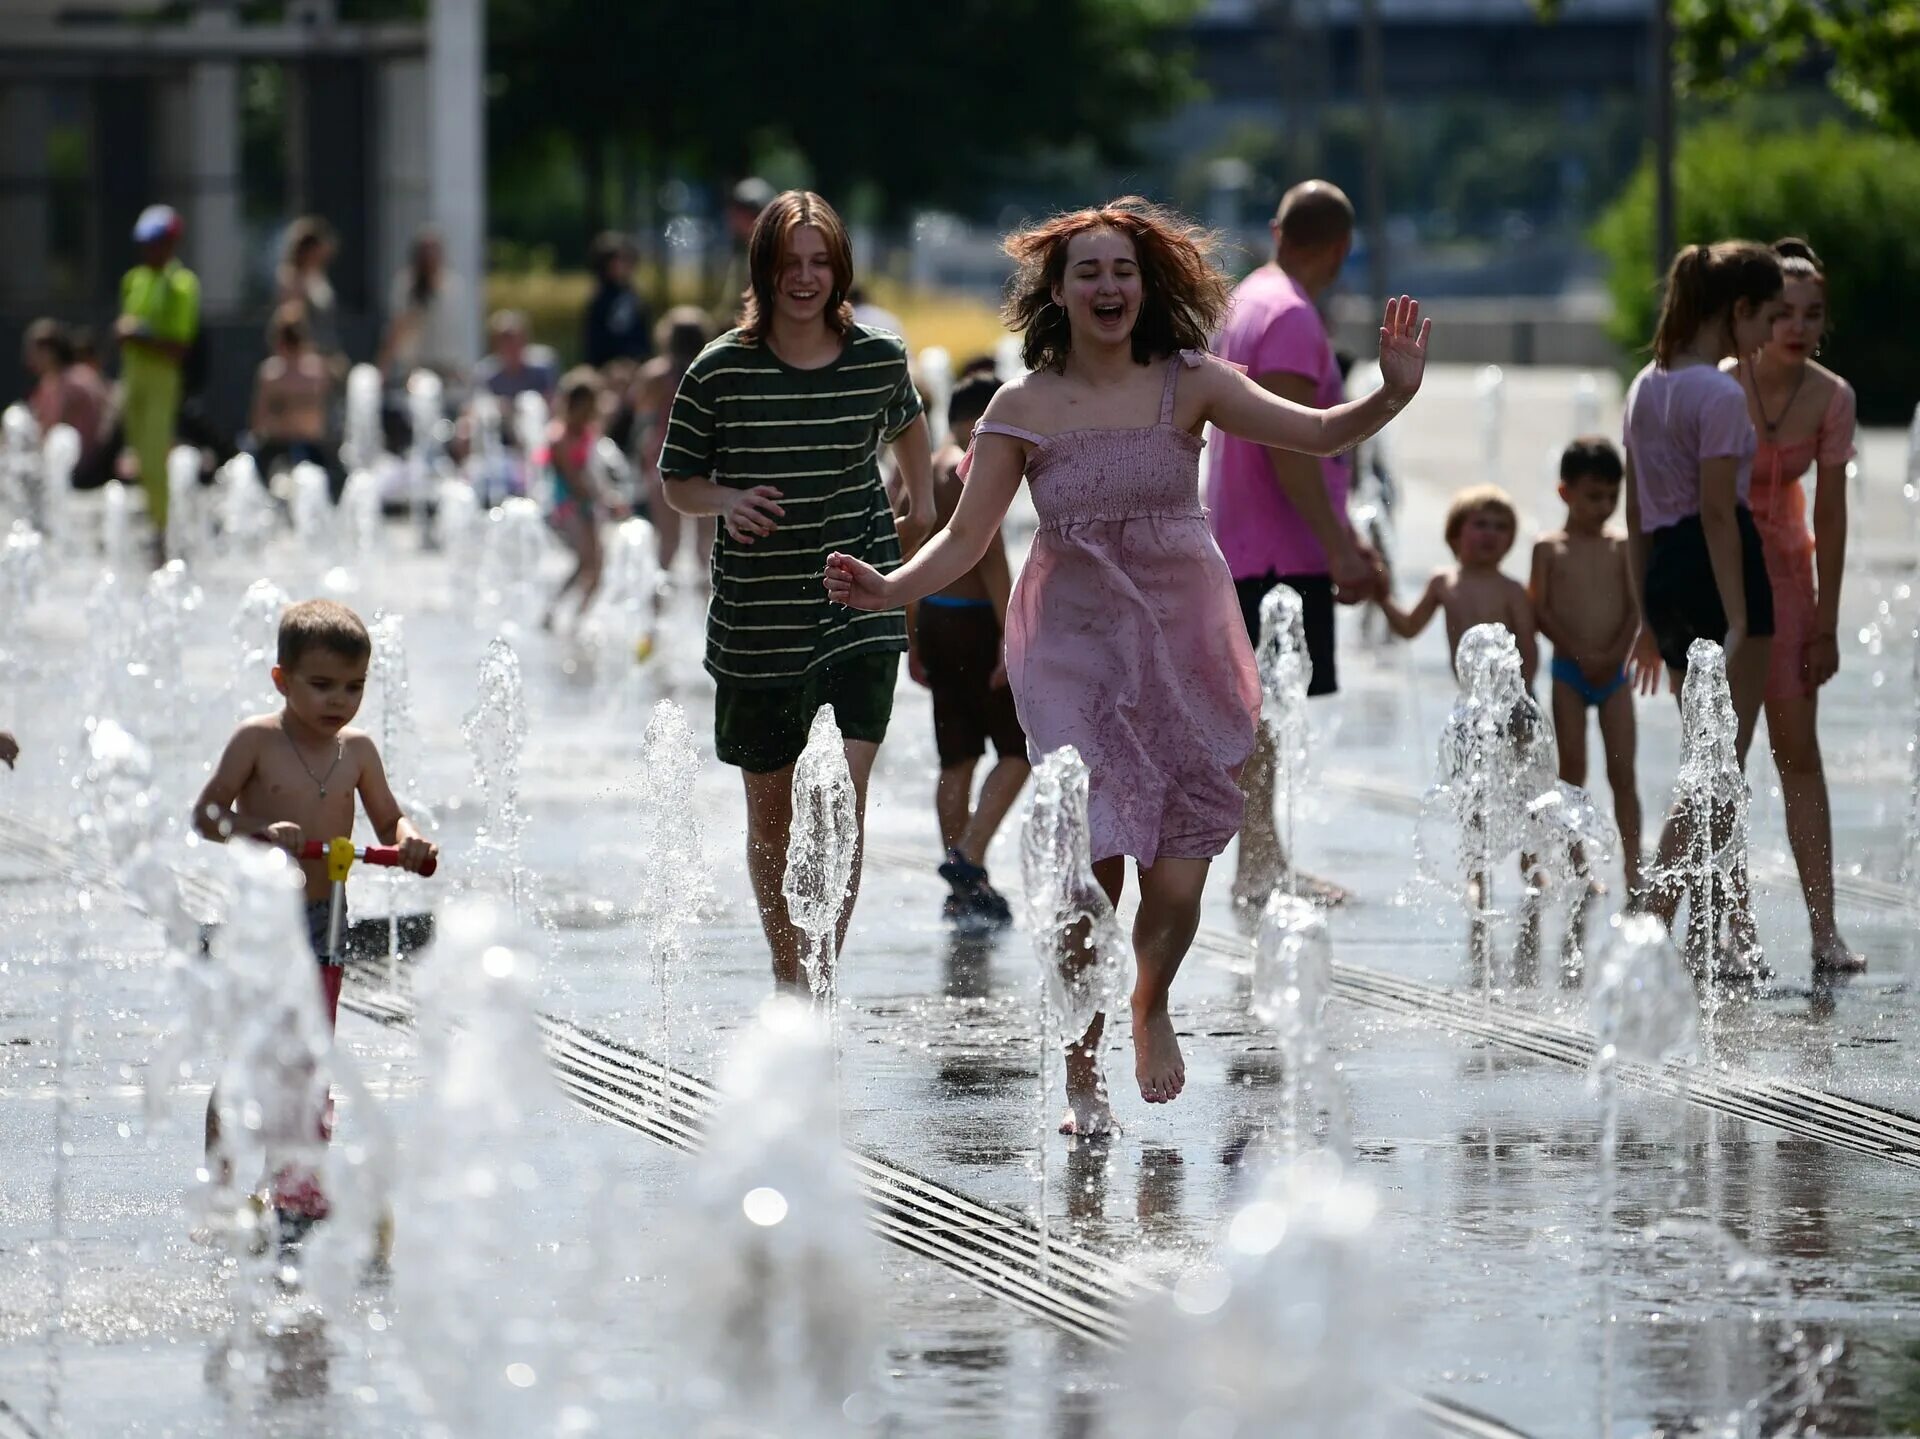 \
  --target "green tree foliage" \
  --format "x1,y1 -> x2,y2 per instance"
487,0 -> 1205,230
1672,0 -> 1920,139
1592,121 -> 1920,422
